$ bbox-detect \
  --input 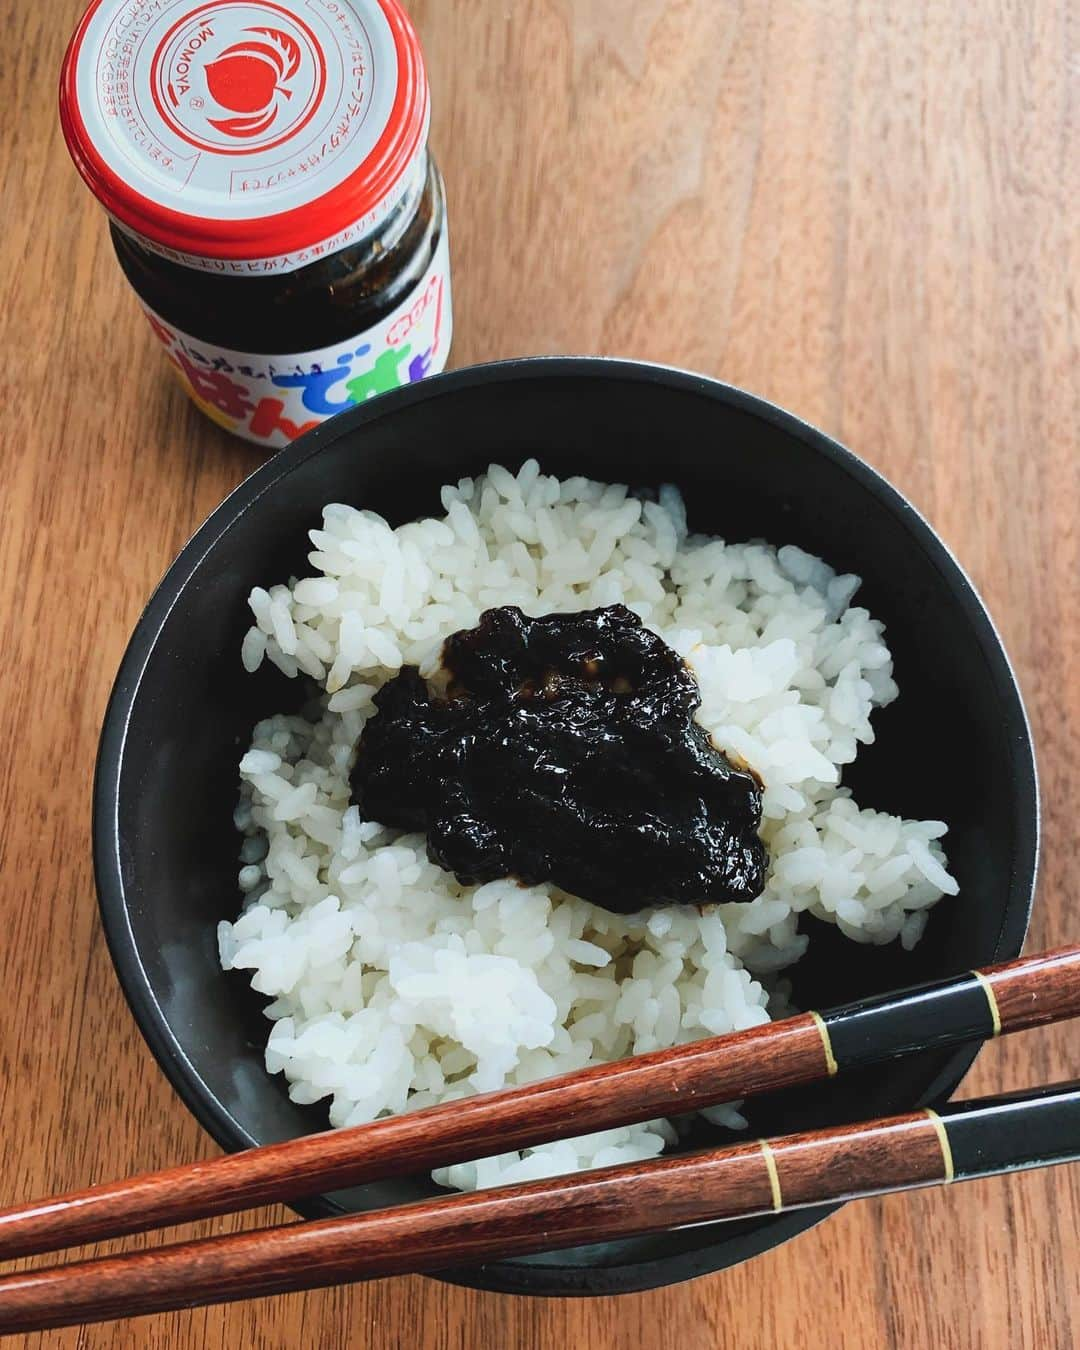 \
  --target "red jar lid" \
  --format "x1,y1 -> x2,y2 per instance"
60,0 -> 430,274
